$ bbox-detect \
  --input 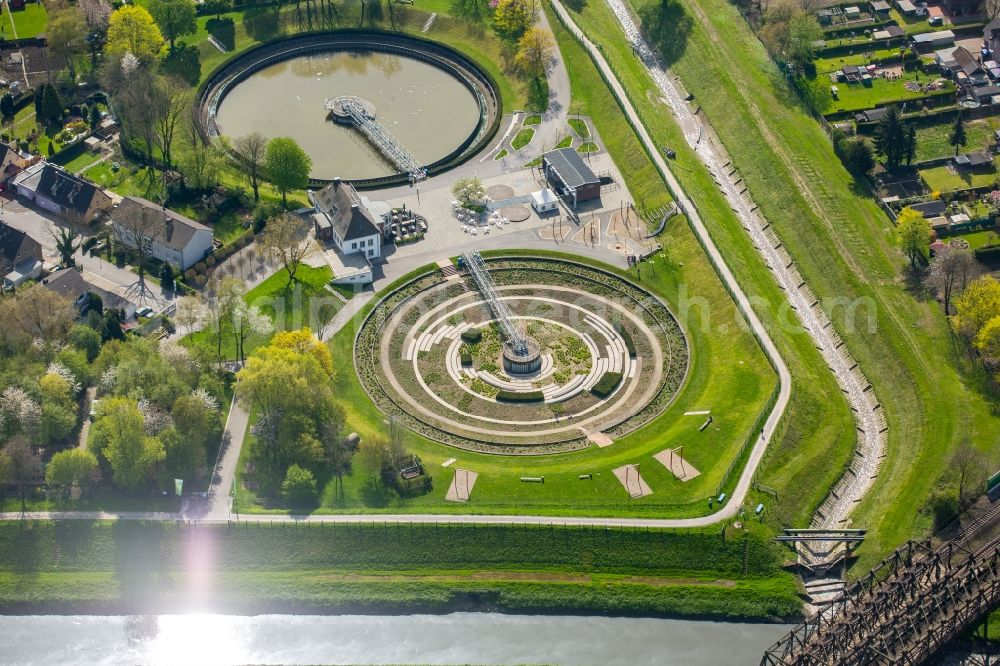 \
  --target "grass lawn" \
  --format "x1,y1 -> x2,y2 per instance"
5,2 -> 47,39
51,149 -> 104,175
920,161 -> 1000,193
0,521 -> 801,619
524,114 -> 542,125
914,117 -> 1000,162
954,228 -> 1000,249
578,141 -> 599,153
494,148 -> 509,160
569,117 -> 591,138
812,48 -> 906,74
183,264 -> 340,361
511,127 -> 535,150
82,160 -> 156,199
803,74 -> 956,116
614,0 -> 999,570
555,134 -> 573,148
